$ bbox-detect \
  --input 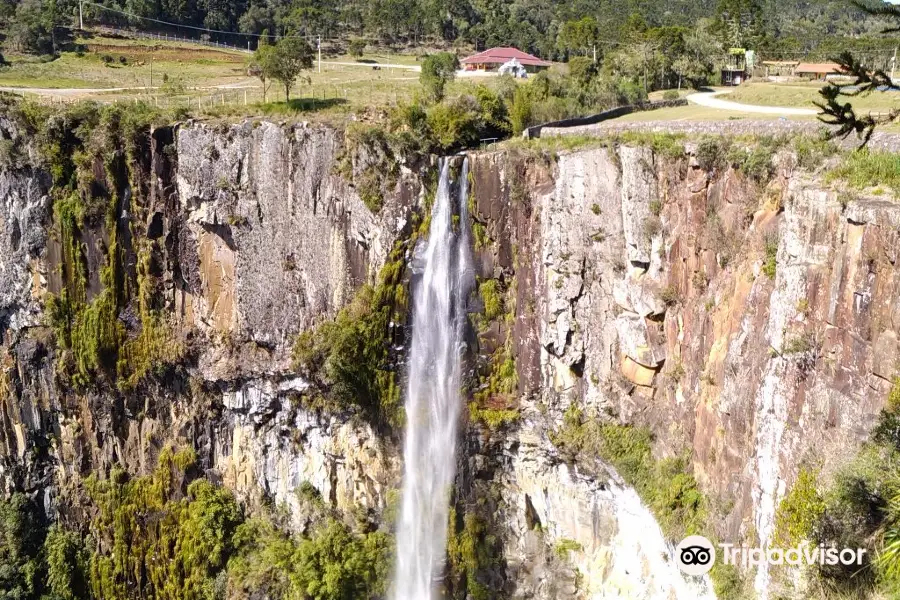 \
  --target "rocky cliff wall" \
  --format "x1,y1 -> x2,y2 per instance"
466,140 -> 899,599
0,110 -> 898,600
